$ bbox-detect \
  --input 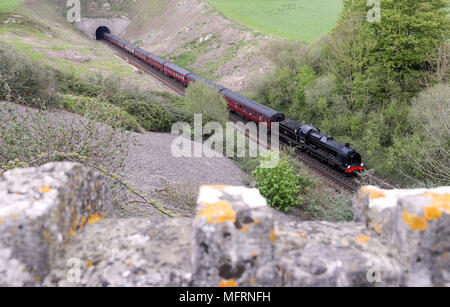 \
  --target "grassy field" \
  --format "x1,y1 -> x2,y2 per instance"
0,0 -> 22,13
208,0 -> 342,42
